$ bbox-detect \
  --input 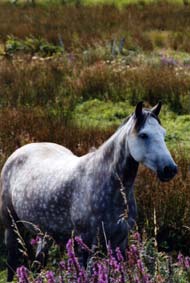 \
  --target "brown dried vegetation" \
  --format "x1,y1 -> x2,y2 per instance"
1,1 -> 190,263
